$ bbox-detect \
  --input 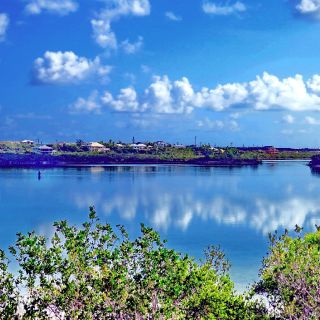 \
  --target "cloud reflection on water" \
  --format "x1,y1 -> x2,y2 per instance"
2,163 -> 315,291
69,164 -> 320,235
